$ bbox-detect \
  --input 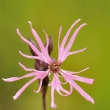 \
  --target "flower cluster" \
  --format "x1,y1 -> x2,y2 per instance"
3,19 -> 94,108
